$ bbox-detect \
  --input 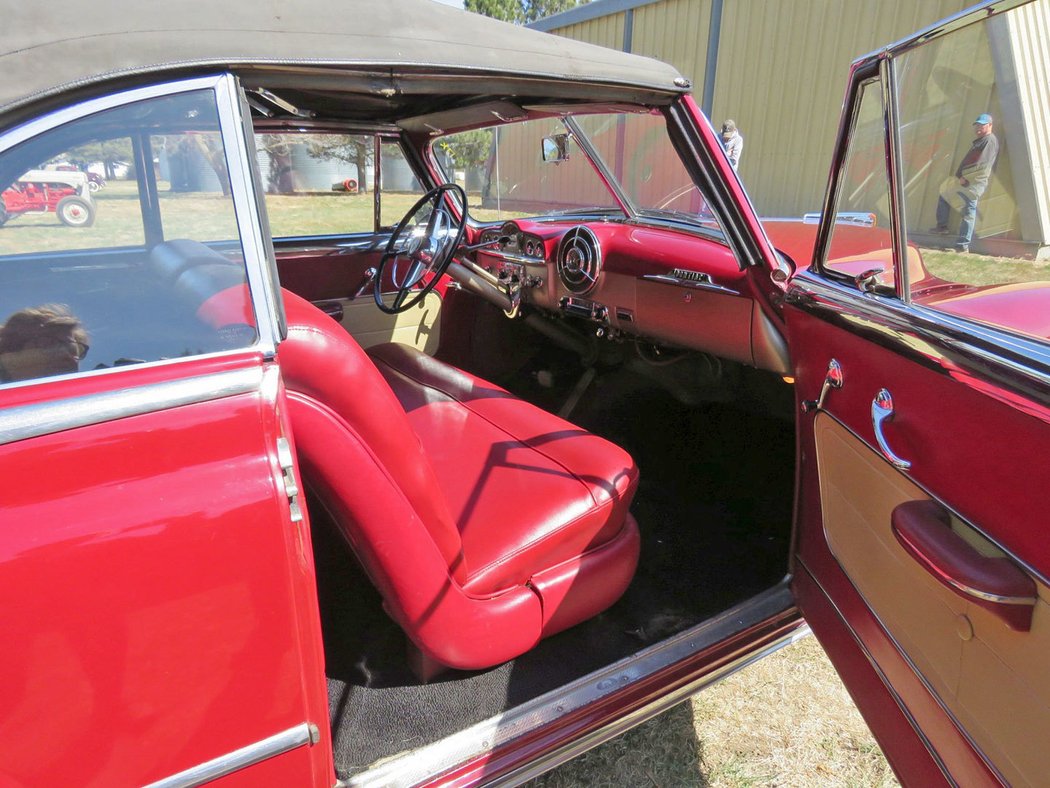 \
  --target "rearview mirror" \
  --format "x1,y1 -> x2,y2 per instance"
541,133 -> 571,163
